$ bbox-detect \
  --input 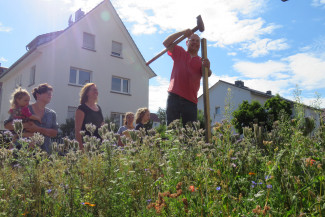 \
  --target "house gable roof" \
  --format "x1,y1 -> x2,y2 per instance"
198,79 -> 273,100
199,79 -> 322,112
0,0 -> 156,79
